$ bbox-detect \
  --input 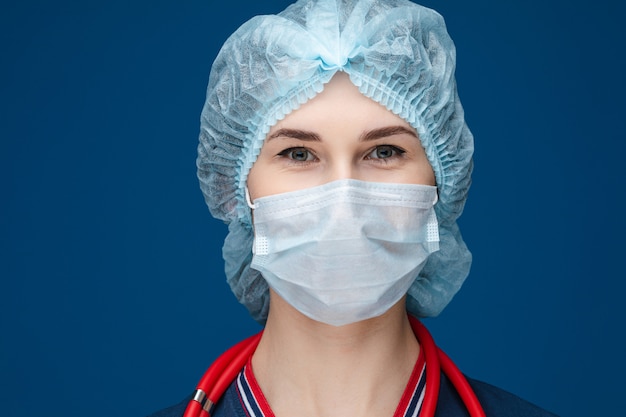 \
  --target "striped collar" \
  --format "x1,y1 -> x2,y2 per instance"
234,349 -> 426,417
